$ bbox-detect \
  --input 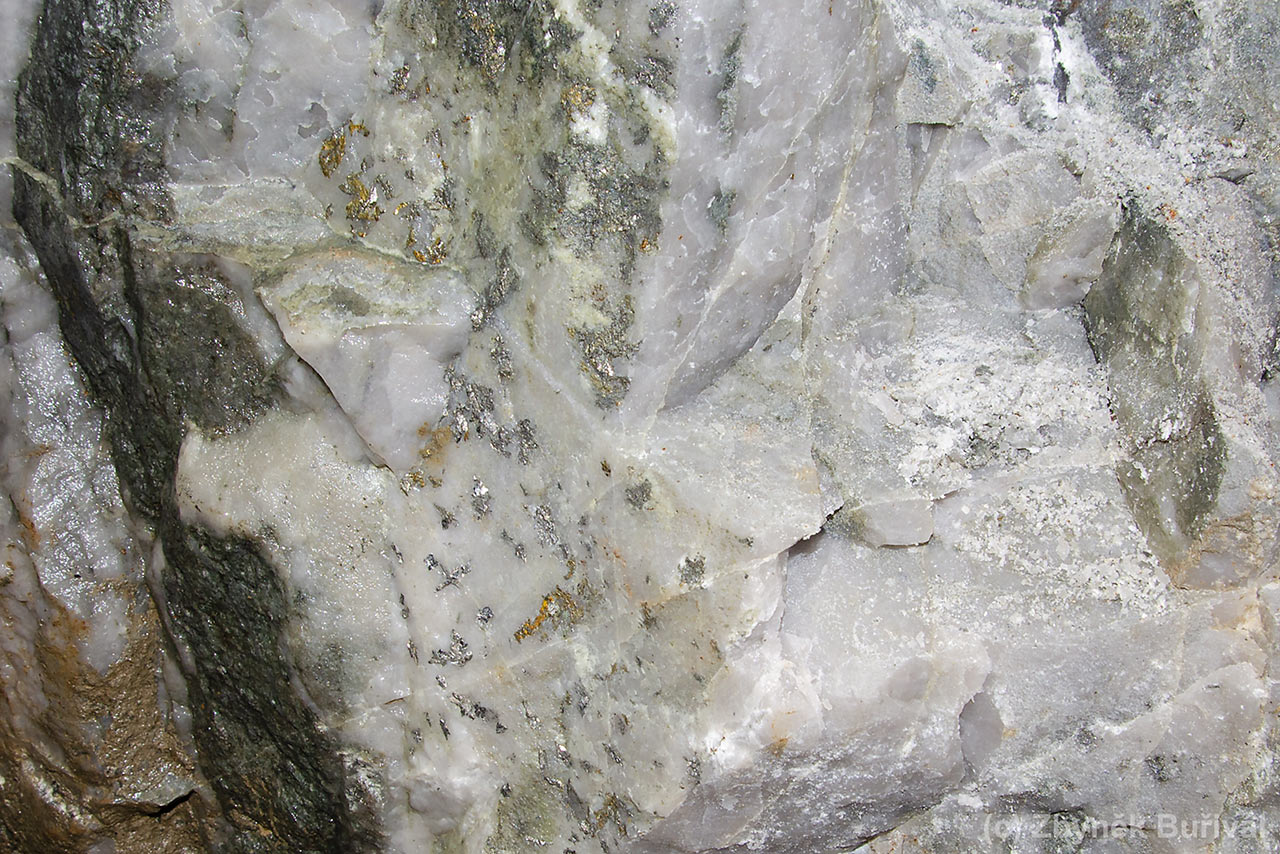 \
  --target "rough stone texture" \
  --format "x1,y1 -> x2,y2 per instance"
6,0 -> 369,850
2,0 -> 1280,852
